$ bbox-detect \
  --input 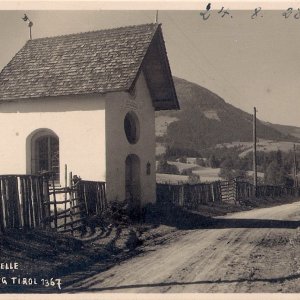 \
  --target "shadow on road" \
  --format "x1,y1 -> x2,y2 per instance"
143,203 -> 300,230
69,272 -> 300,292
